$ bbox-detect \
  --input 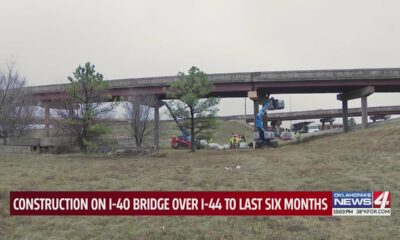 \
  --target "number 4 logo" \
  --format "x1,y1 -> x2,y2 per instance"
373,191 -> 390,208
